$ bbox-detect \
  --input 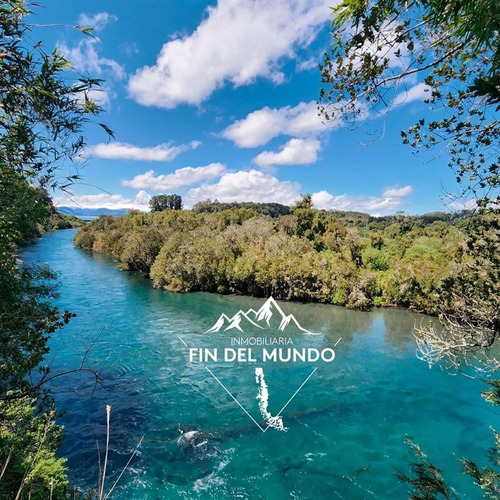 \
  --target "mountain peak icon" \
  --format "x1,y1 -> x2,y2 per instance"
255,296 -> 284,326
205,296 -> 314,334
